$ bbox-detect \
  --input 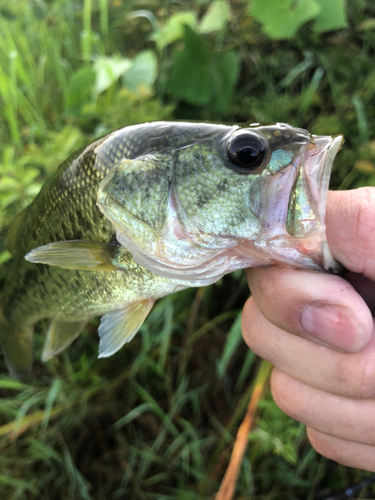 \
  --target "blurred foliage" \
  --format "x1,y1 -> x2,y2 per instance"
1,0 -> 375,498
250,0 -> 347,39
